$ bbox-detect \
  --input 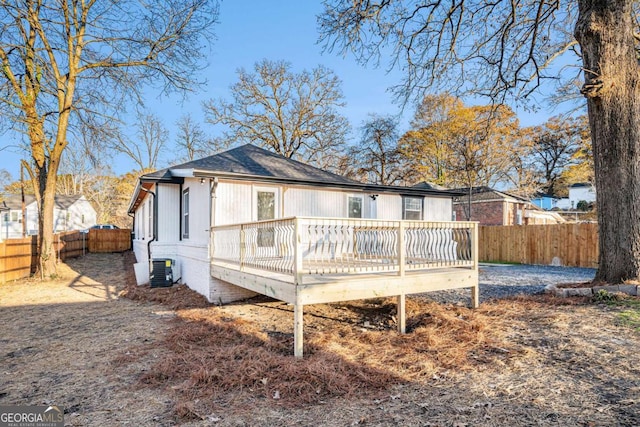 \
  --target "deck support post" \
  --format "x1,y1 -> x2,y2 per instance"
294,303 -> 304,358
470,222 -> 480,309
471,285 -> 479,309
397,294 -> 406,334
